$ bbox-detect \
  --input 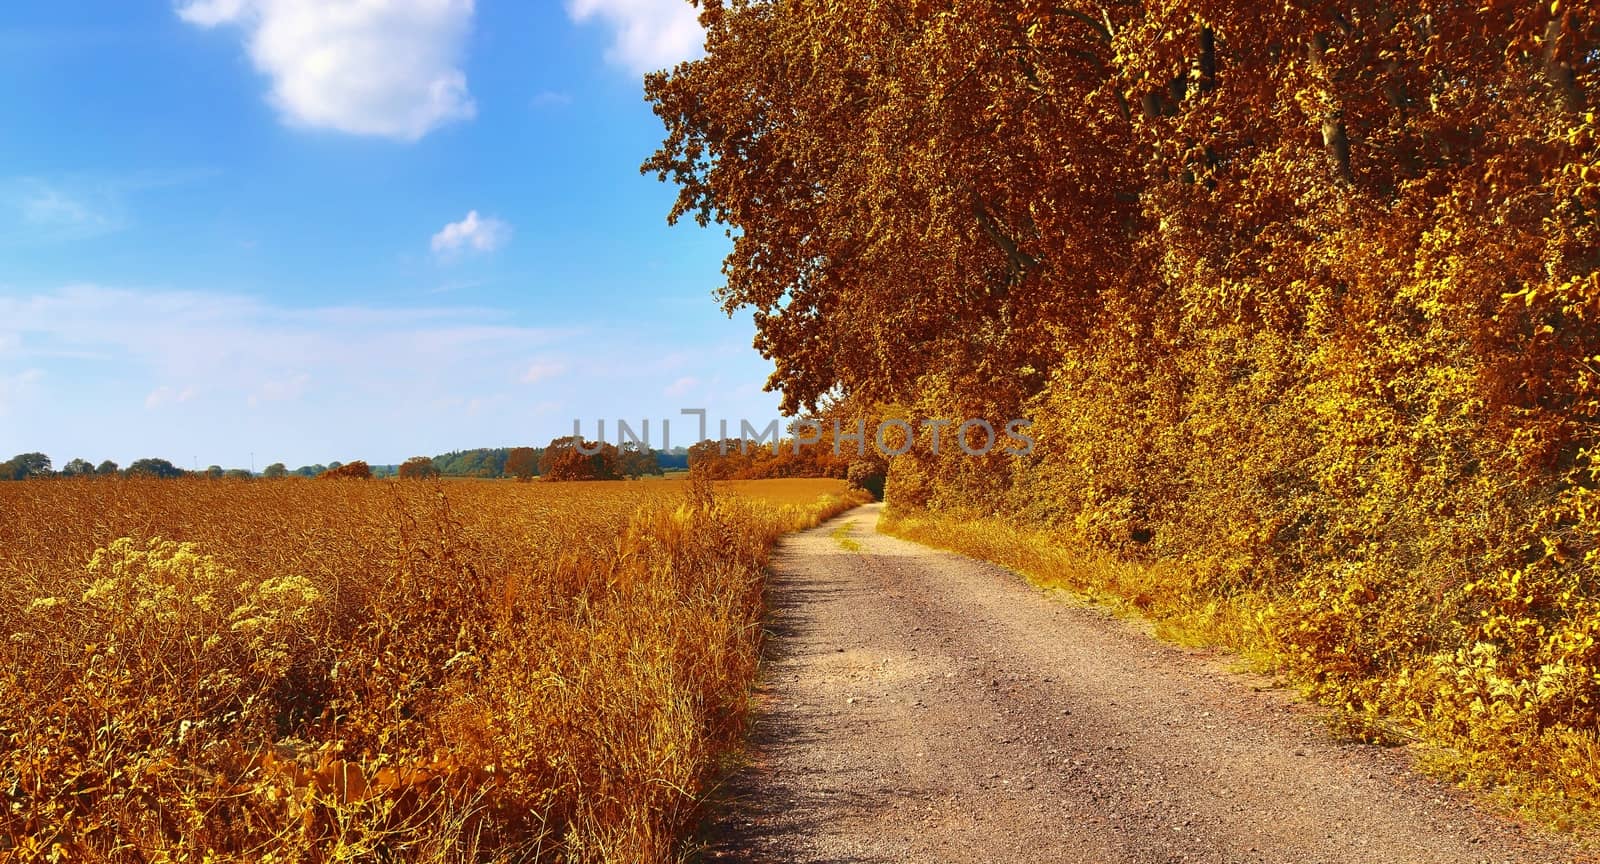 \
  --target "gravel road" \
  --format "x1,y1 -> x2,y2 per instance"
697,504 -> 1591,864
